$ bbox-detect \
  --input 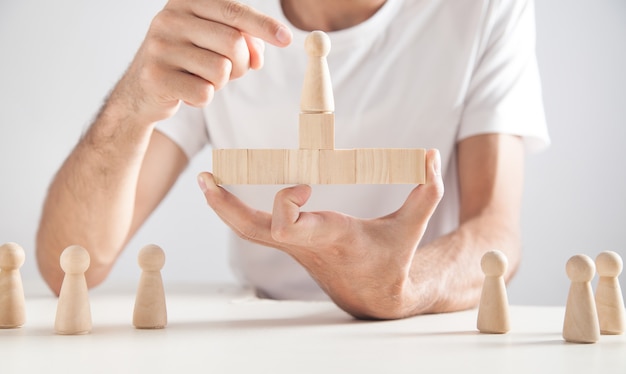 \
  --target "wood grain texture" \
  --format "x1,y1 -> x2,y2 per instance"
213,149 -> 248,185
0,242 -> 25,328
356,148 -> 425,184
213,148 -> 426,185
248,149 -> 288,184
320,149 -> 356,184
287,149 -> 320,184
299,113 -> 335,150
